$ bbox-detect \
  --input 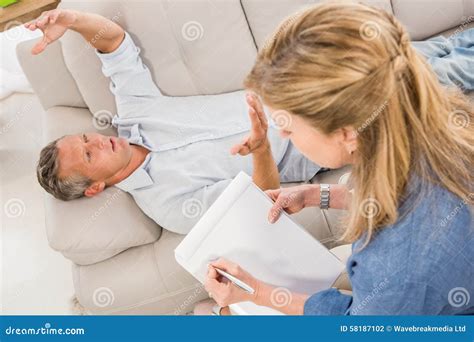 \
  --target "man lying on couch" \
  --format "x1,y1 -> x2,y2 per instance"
31,9 -> 473,236
30,9 -> 321,234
